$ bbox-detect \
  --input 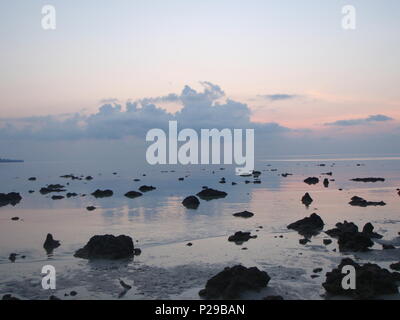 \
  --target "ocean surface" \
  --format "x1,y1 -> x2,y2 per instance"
1,154 -> 400,300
